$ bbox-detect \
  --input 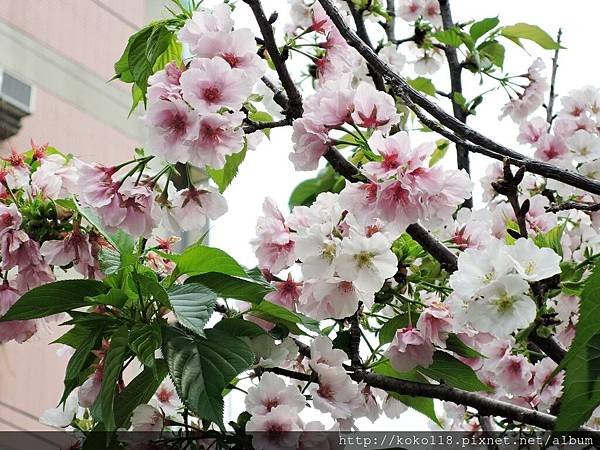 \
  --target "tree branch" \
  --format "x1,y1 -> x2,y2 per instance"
316,0 -> 600,196
243,117 -> 292,133
546,201 -> 600,213
265,365 -> 598,435
244,0 -> 303,119
438,0 -> 471,187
